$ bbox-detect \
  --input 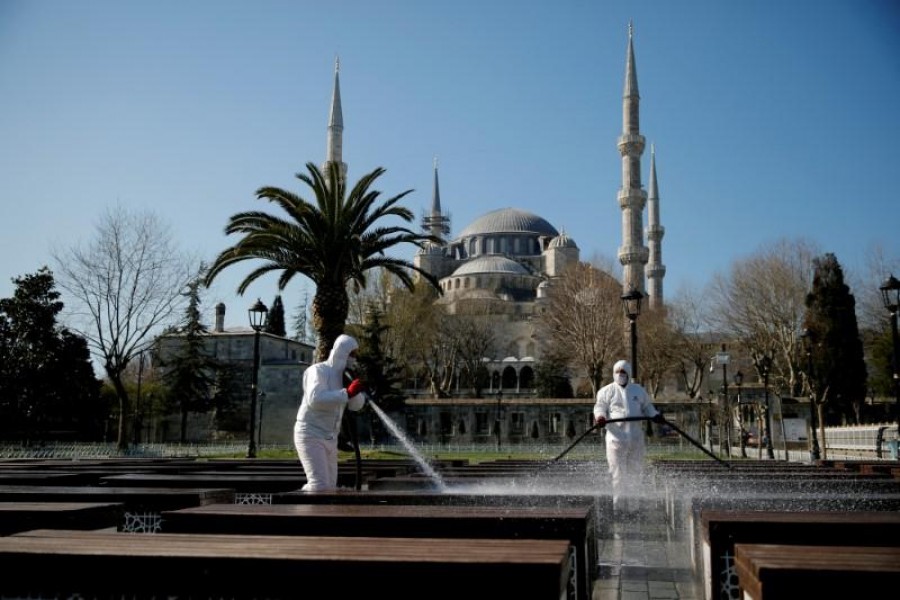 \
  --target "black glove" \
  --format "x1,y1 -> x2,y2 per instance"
652,413 -> 665,424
